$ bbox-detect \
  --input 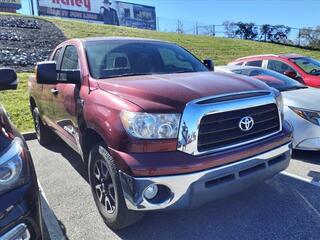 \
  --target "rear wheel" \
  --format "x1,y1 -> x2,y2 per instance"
32,107 -> 55,146
88,142 -> 144,229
